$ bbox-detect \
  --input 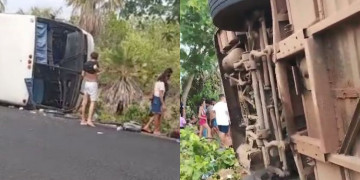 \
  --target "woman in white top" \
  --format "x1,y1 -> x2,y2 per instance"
142,70 -> 172,135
